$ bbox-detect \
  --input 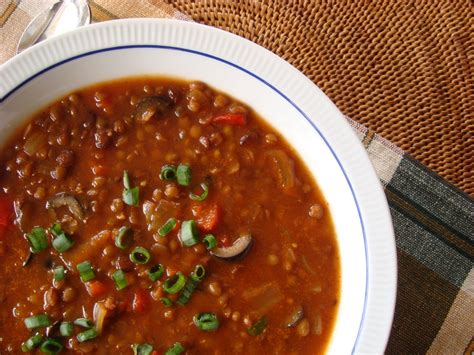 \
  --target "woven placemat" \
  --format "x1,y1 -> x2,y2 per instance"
166,0 -> 473,195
